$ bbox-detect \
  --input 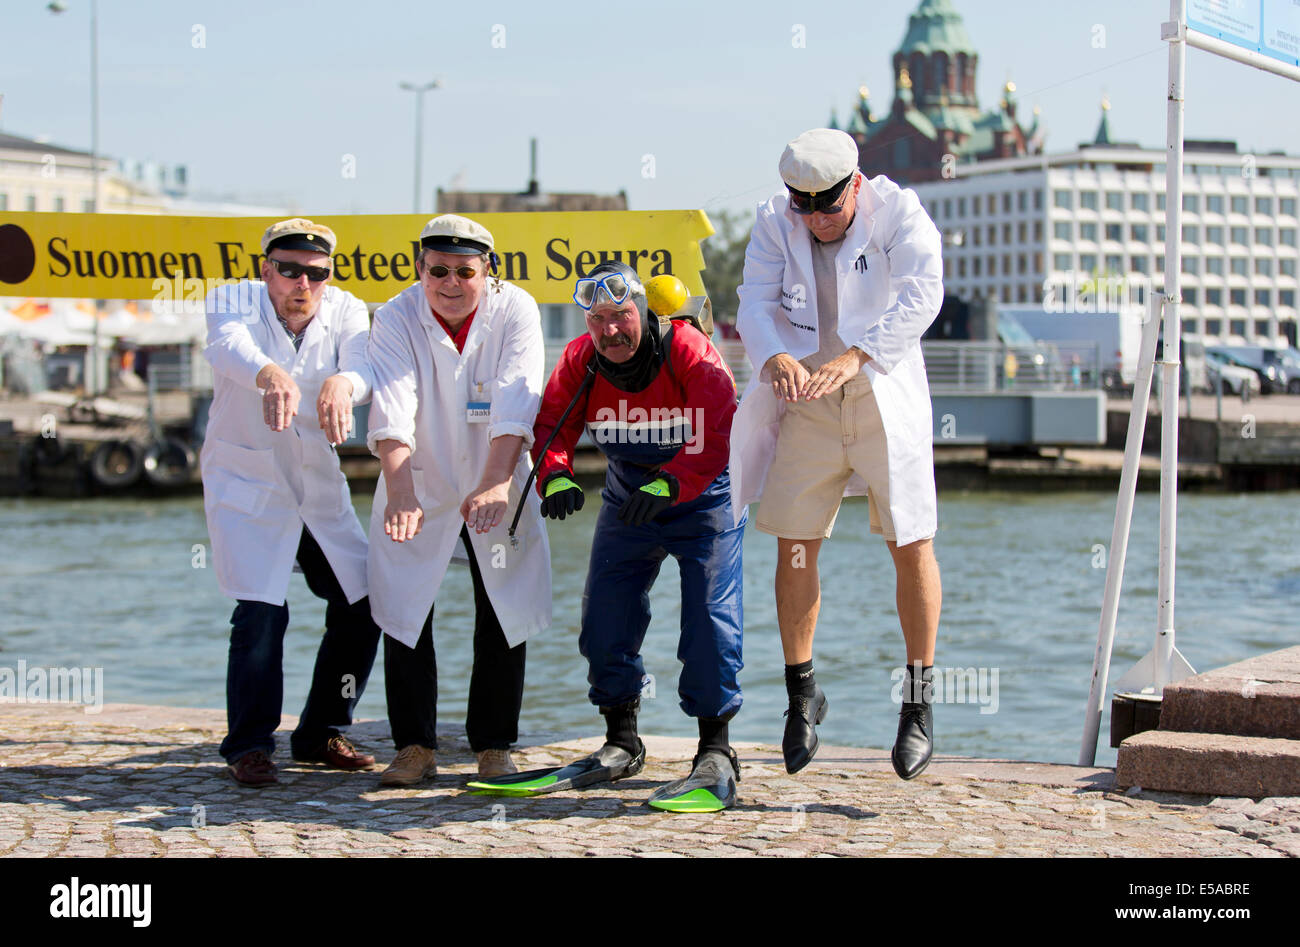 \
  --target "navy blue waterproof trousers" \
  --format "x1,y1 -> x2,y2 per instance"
579,468 -> 744,720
